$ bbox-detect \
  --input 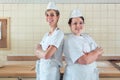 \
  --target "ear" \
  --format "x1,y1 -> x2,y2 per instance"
57,15 -> 60,18
57,15 -> 60,22
69,24 -> 71,27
